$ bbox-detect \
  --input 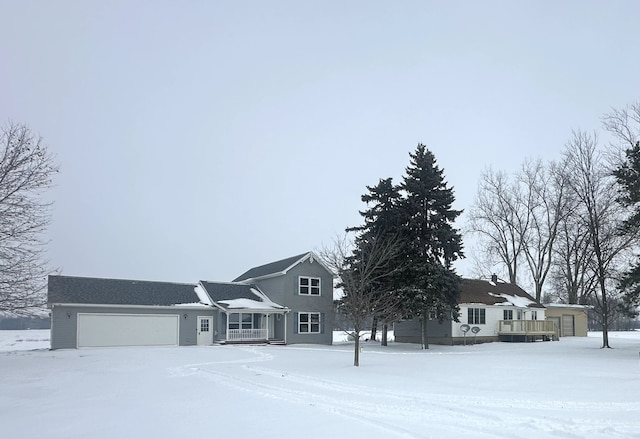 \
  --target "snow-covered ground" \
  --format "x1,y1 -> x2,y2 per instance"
1,330 -> 639,439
